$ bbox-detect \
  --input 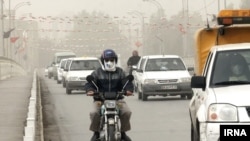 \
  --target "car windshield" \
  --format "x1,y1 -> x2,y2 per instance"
57,56 -> 75,64
211,50 -> 250,86
70,60 -> 101,70
60,60 -> 67,68
145,58 -> 186,71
